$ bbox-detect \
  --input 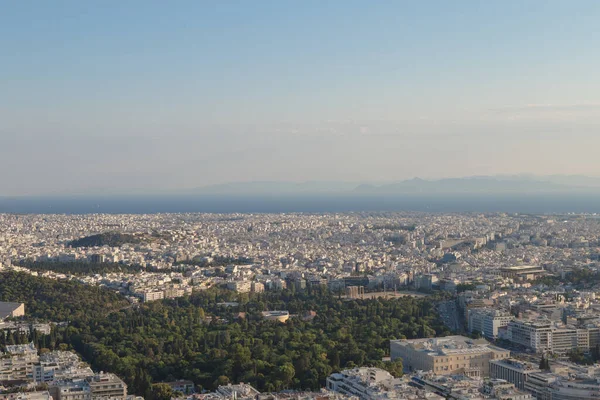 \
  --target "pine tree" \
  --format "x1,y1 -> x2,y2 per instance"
539,355 -> 546,370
